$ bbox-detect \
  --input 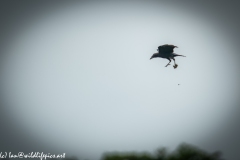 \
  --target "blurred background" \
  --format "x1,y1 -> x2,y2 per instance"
0,1 -> 240,160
